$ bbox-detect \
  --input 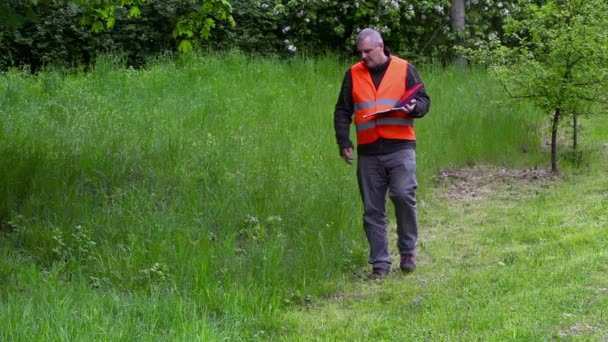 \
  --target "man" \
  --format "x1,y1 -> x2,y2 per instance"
334,28 -> 430,279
